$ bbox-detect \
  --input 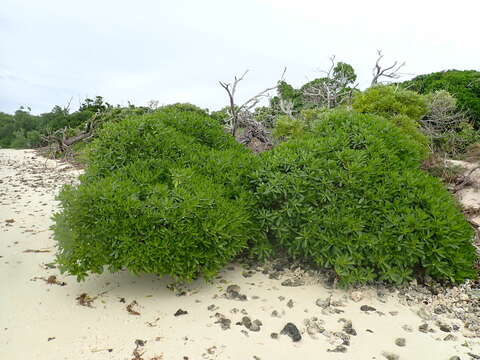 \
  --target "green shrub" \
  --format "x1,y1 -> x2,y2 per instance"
402,70 -> 480,127
391,114 -> 429,151
353,85 -> 427,121
251,109 -> 475,285
54,109 -> 258,281
84,108 -> 239,180
272,115 -> 306,140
